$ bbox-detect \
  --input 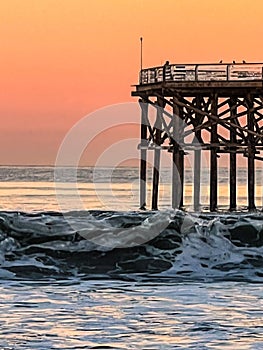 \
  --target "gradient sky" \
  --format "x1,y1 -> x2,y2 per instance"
1,0 -> 263,165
